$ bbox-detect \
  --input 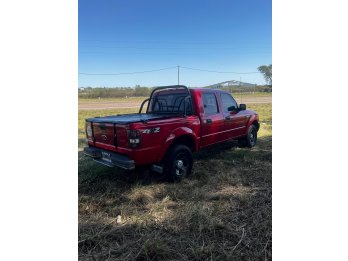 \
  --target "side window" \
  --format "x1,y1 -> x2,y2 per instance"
202,93 -> 219,114
221,93 -> 237,113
